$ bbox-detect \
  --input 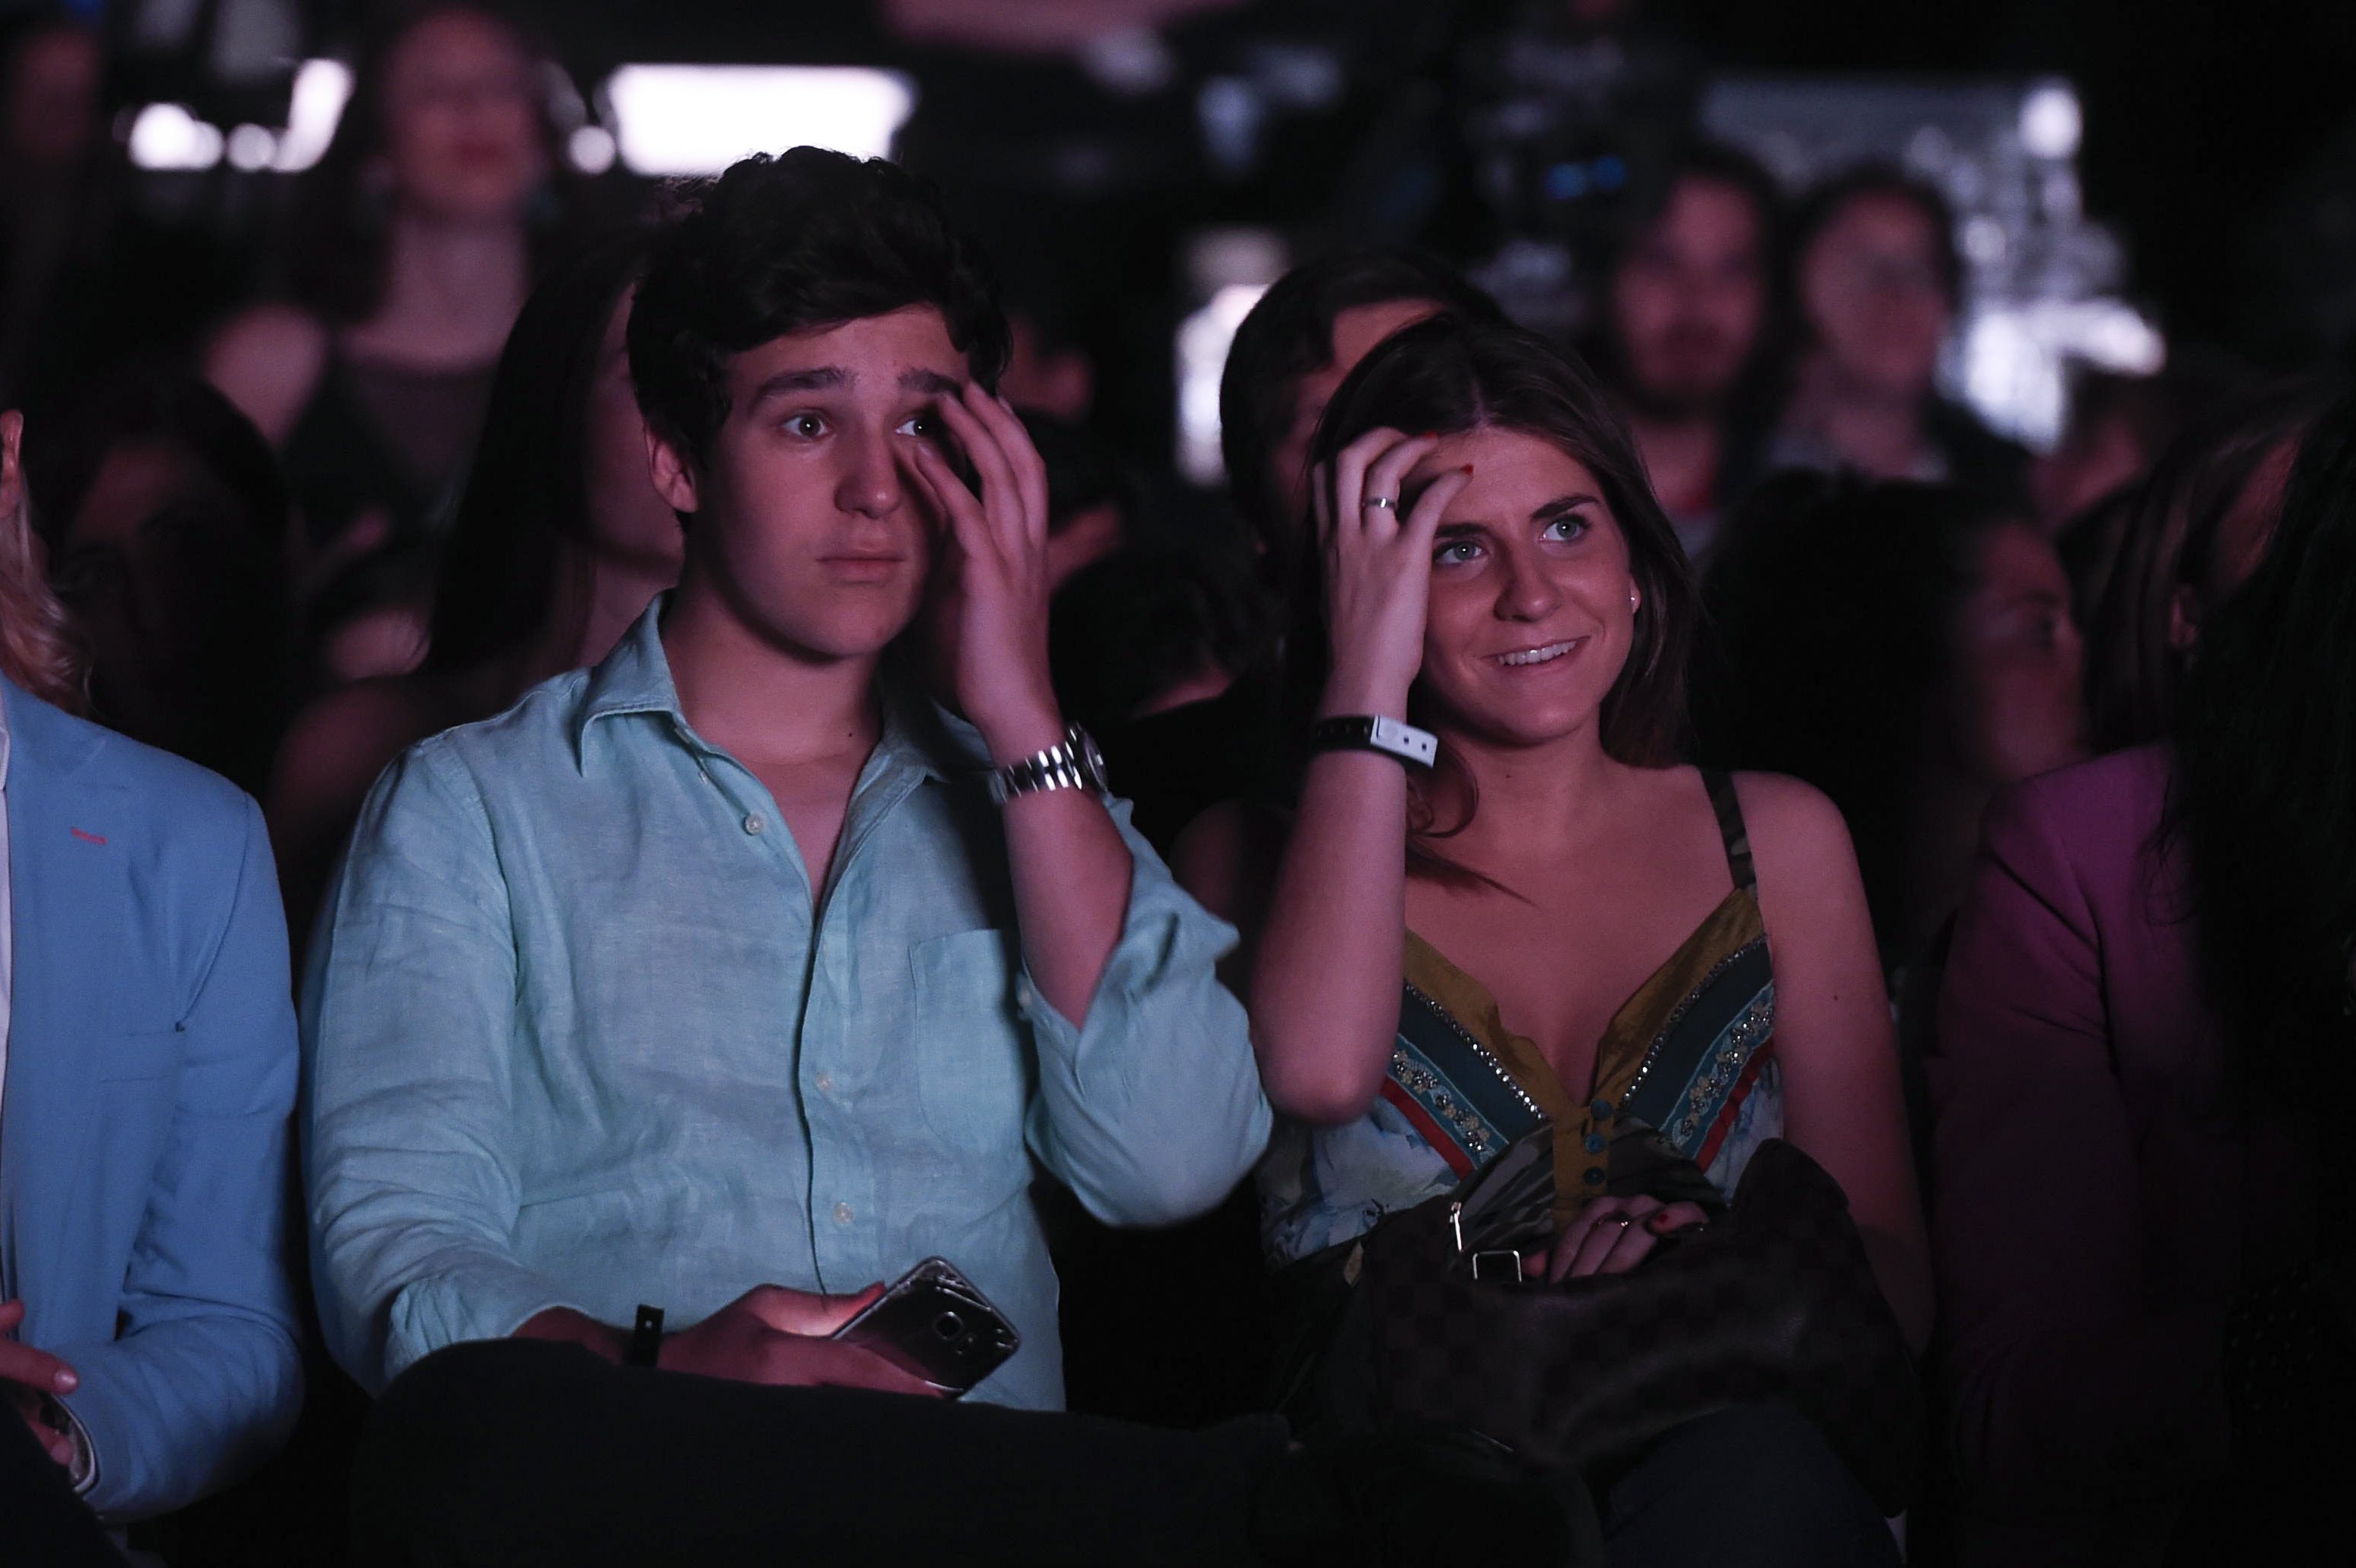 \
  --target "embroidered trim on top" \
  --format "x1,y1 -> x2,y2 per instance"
1620,932 -> 1767,1105
1402,980 -> 1543,1120
1387,1045 -> 1498,1165
1669,986 -> 1777,1147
